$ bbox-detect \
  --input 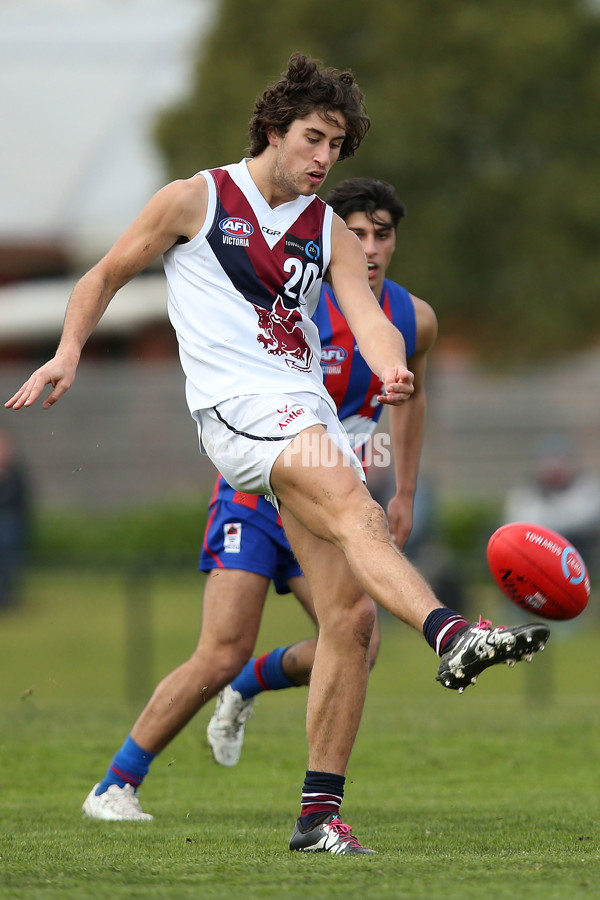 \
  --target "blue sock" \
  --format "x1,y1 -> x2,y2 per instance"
231,646 -> 295,699
95,735 -> 157,795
